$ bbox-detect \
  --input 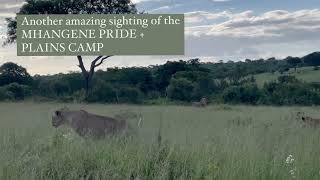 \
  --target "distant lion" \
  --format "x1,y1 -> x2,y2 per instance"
52,108 -> 128,137
301,116 -> 320,127
298,112 -> 320,127
192,97 -> 208,107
